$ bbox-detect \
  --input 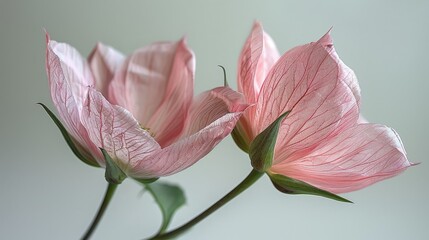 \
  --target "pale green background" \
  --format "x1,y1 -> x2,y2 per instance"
0,0 -> 427,239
